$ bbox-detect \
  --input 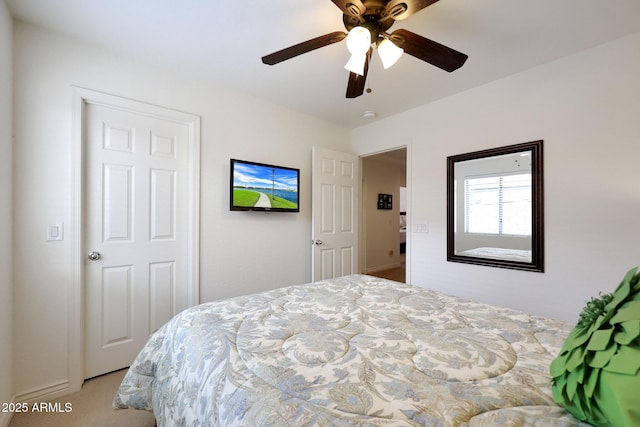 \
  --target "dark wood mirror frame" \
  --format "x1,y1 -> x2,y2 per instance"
447,140 -> 544,272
